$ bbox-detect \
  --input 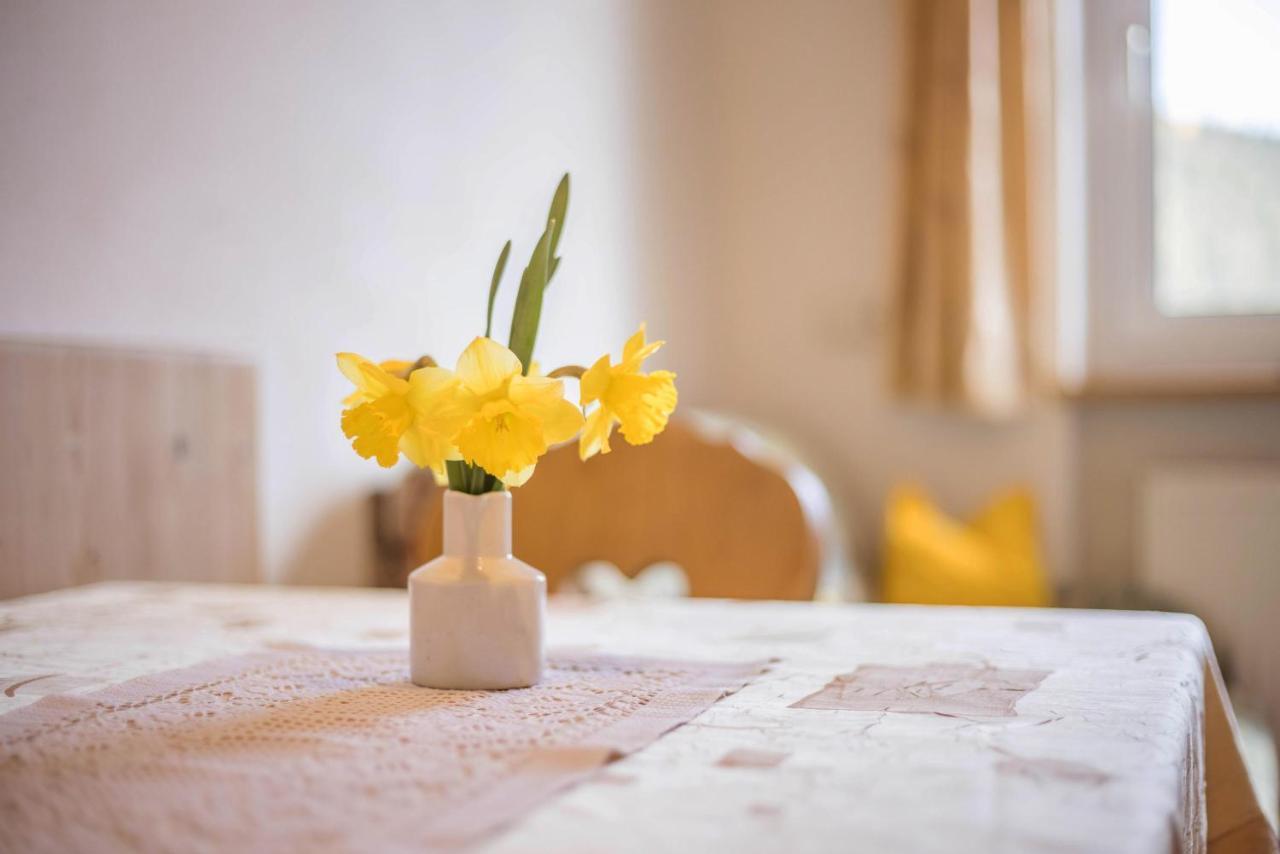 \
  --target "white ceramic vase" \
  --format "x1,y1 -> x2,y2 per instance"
409,490 -> 545,689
